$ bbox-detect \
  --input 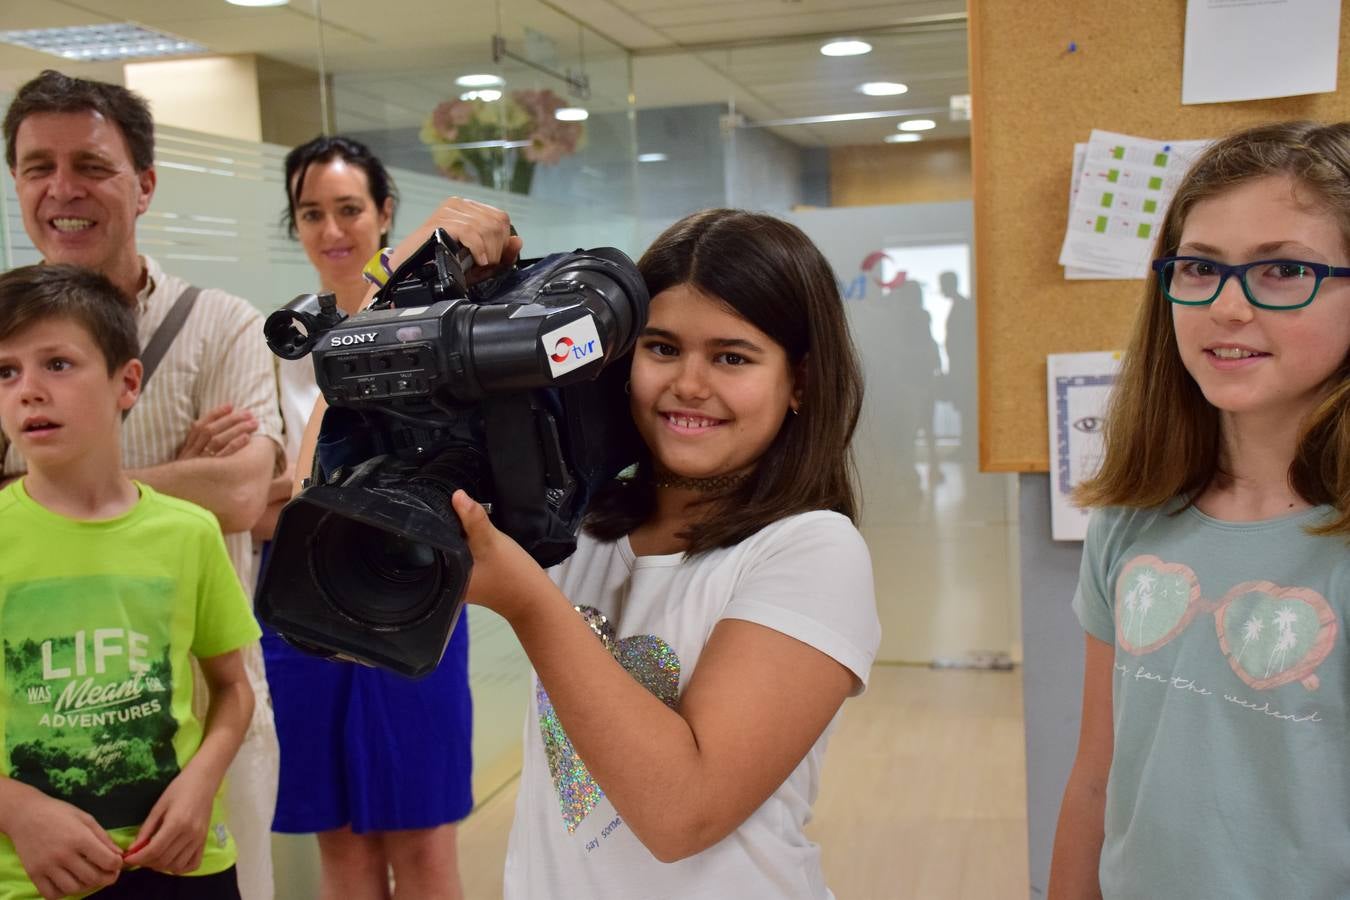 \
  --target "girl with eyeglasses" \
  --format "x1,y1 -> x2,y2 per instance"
1049,121 -> 1350,899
